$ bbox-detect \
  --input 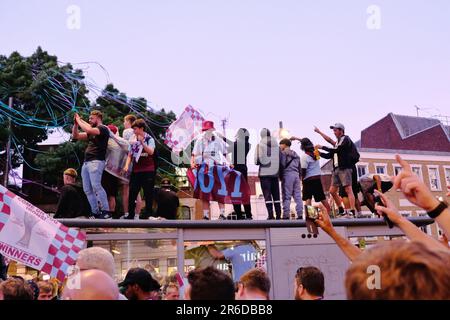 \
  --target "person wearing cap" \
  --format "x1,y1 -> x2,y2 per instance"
291,137 -> 331,213
191,120 -> 229,220
123,119 -> 157,220
315,123 -> 359,217
119,268 -> 161,300
154,178 -> 179,220
54,168 -> 90,219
